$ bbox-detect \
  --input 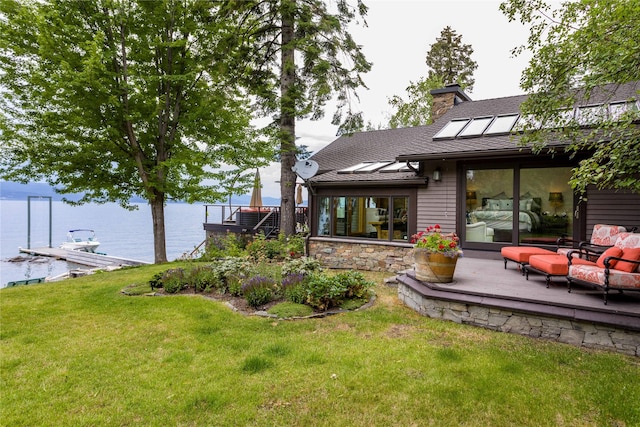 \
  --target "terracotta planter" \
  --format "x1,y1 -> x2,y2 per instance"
413,248 -> 458,283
